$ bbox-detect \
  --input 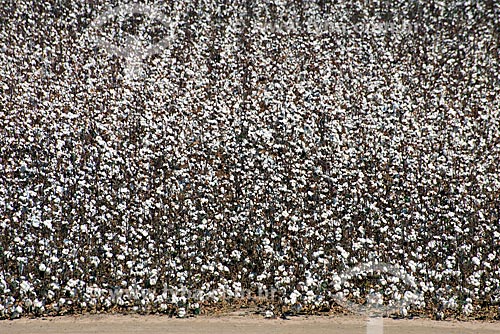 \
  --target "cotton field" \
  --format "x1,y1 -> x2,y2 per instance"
1,0 -> 500,320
